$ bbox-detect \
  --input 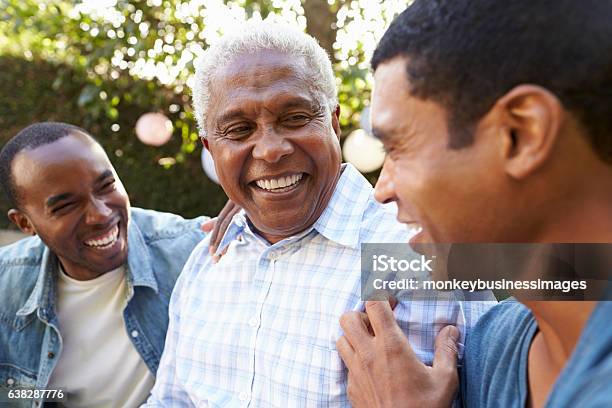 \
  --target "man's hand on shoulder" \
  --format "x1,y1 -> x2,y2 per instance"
337,300 -> 459,408
200,199 -> 241,262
